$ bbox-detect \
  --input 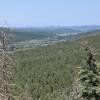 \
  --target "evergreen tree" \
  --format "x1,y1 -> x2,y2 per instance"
79,48 -> 100,100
